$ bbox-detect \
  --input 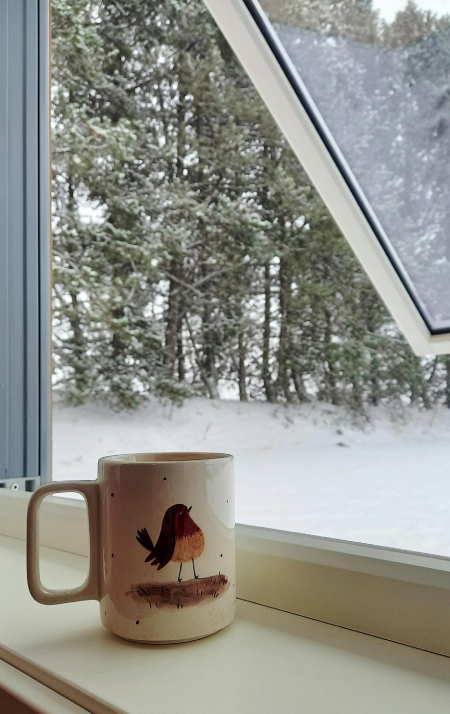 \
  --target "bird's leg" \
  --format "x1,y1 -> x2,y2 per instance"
192,559 -> 199,579
178,563 -> 183,582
